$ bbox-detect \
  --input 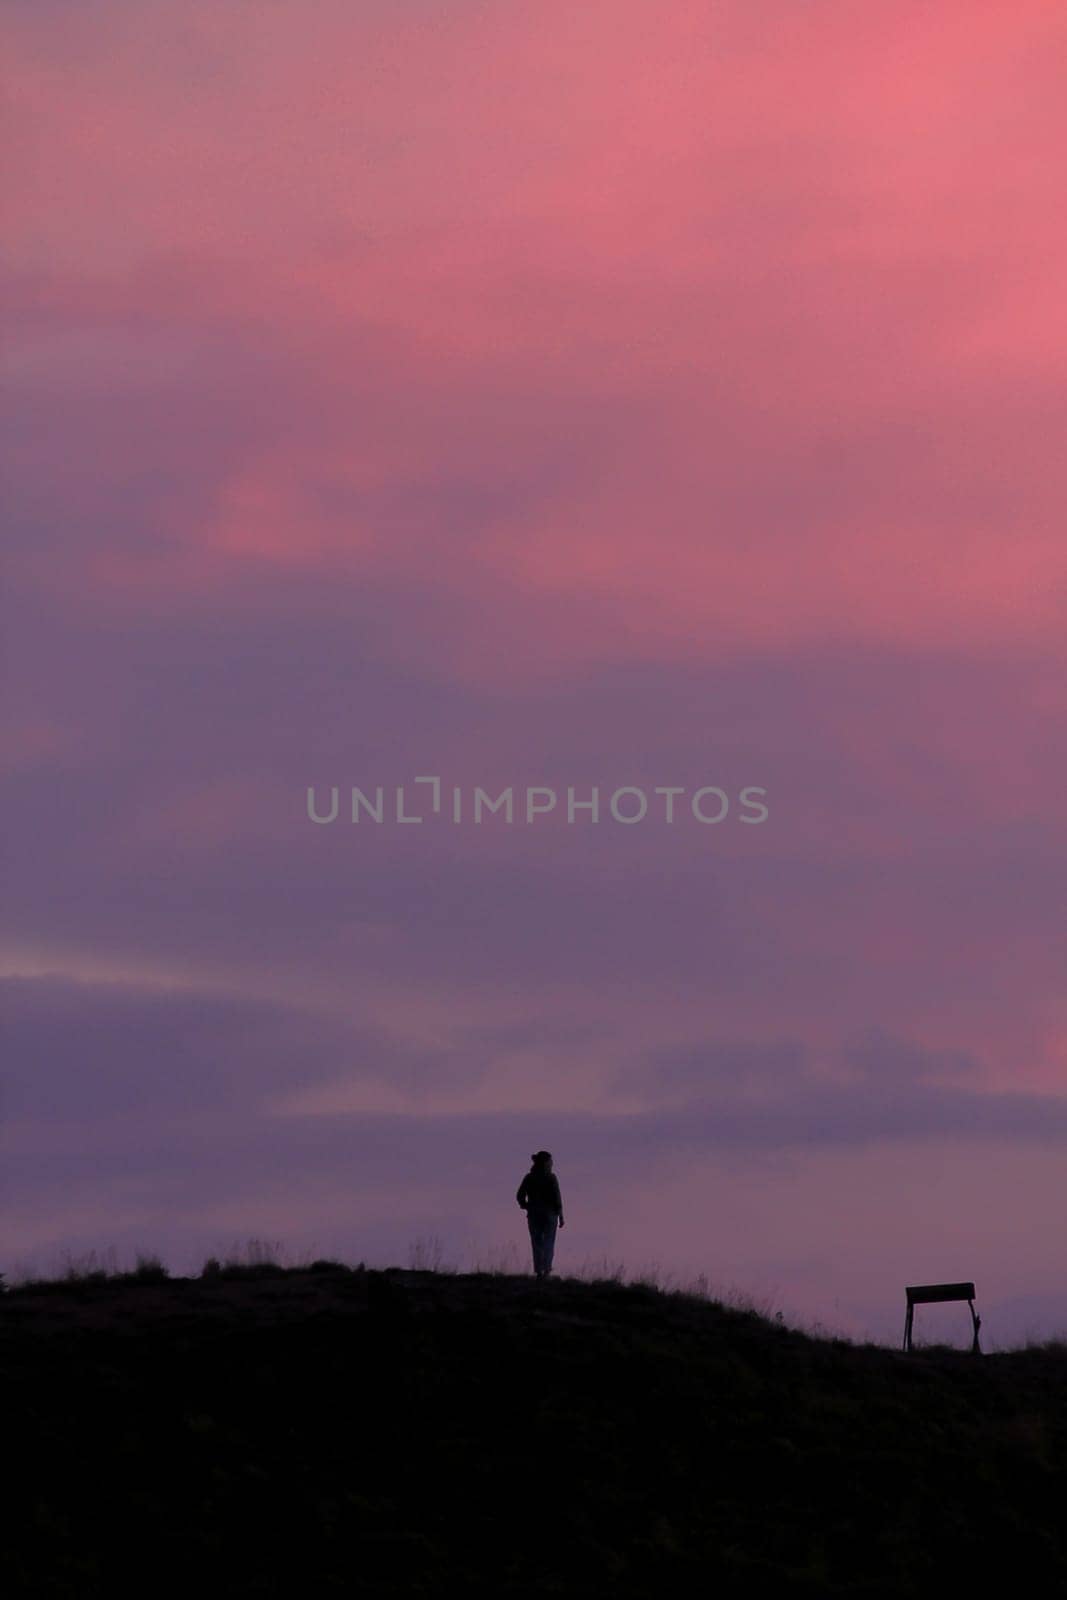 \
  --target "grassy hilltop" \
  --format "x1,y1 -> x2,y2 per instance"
5,1262 -> 1067,1596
